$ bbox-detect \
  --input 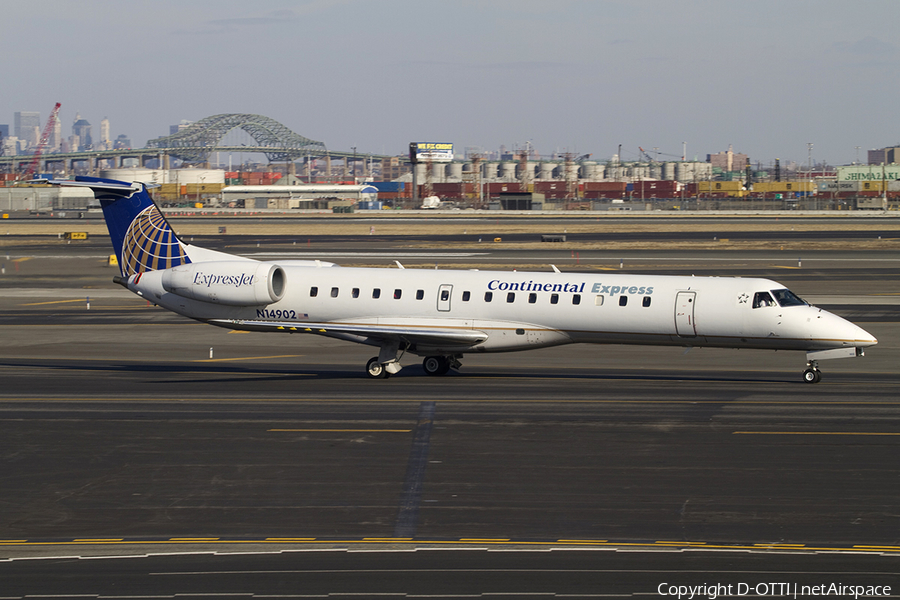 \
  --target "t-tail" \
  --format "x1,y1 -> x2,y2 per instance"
75,175 -> 192,277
